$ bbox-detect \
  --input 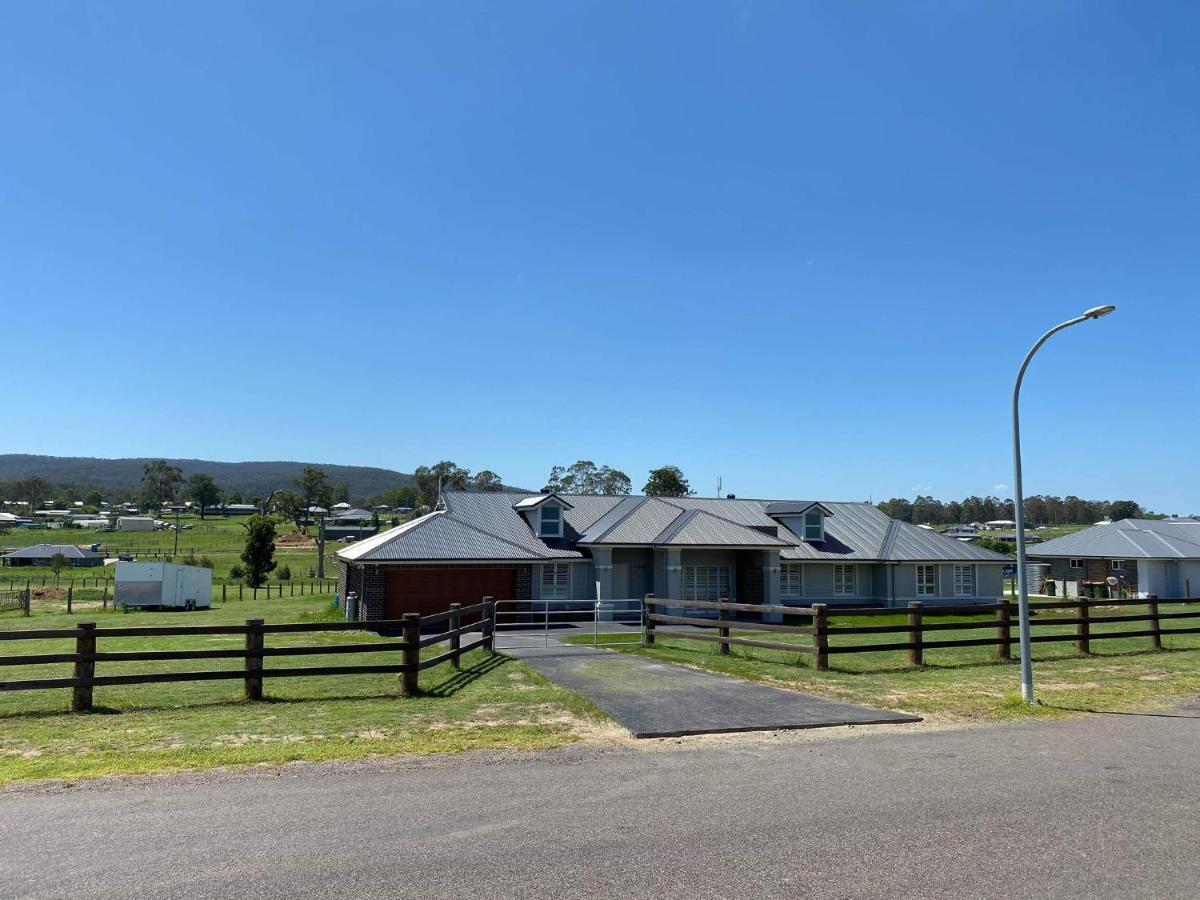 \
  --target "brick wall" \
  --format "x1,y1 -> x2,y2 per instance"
515,565 -> 532,601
